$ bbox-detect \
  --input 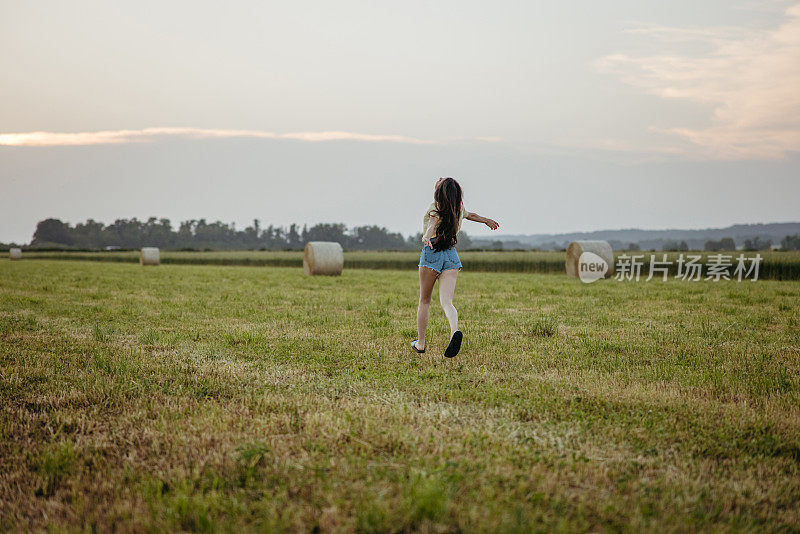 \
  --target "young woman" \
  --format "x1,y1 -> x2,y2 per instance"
411,177 -> 500,357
